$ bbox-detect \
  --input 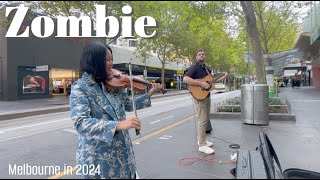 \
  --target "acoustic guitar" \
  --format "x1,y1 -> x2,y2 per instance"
188,72 -> 227,100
